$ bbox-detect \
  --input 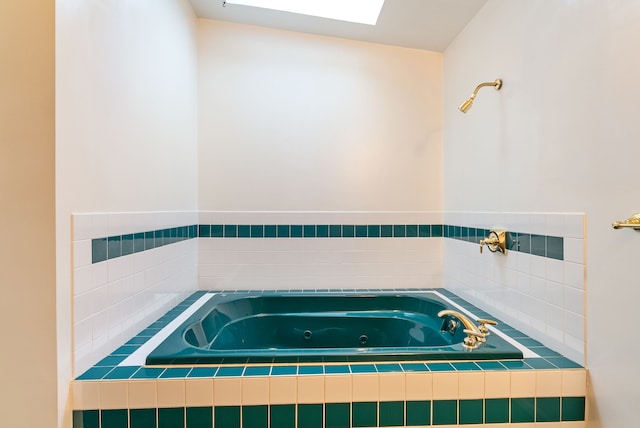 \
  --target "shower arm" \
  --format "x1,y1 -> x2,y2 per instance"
459,79 -> 502,113
468,79 -> 503,100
